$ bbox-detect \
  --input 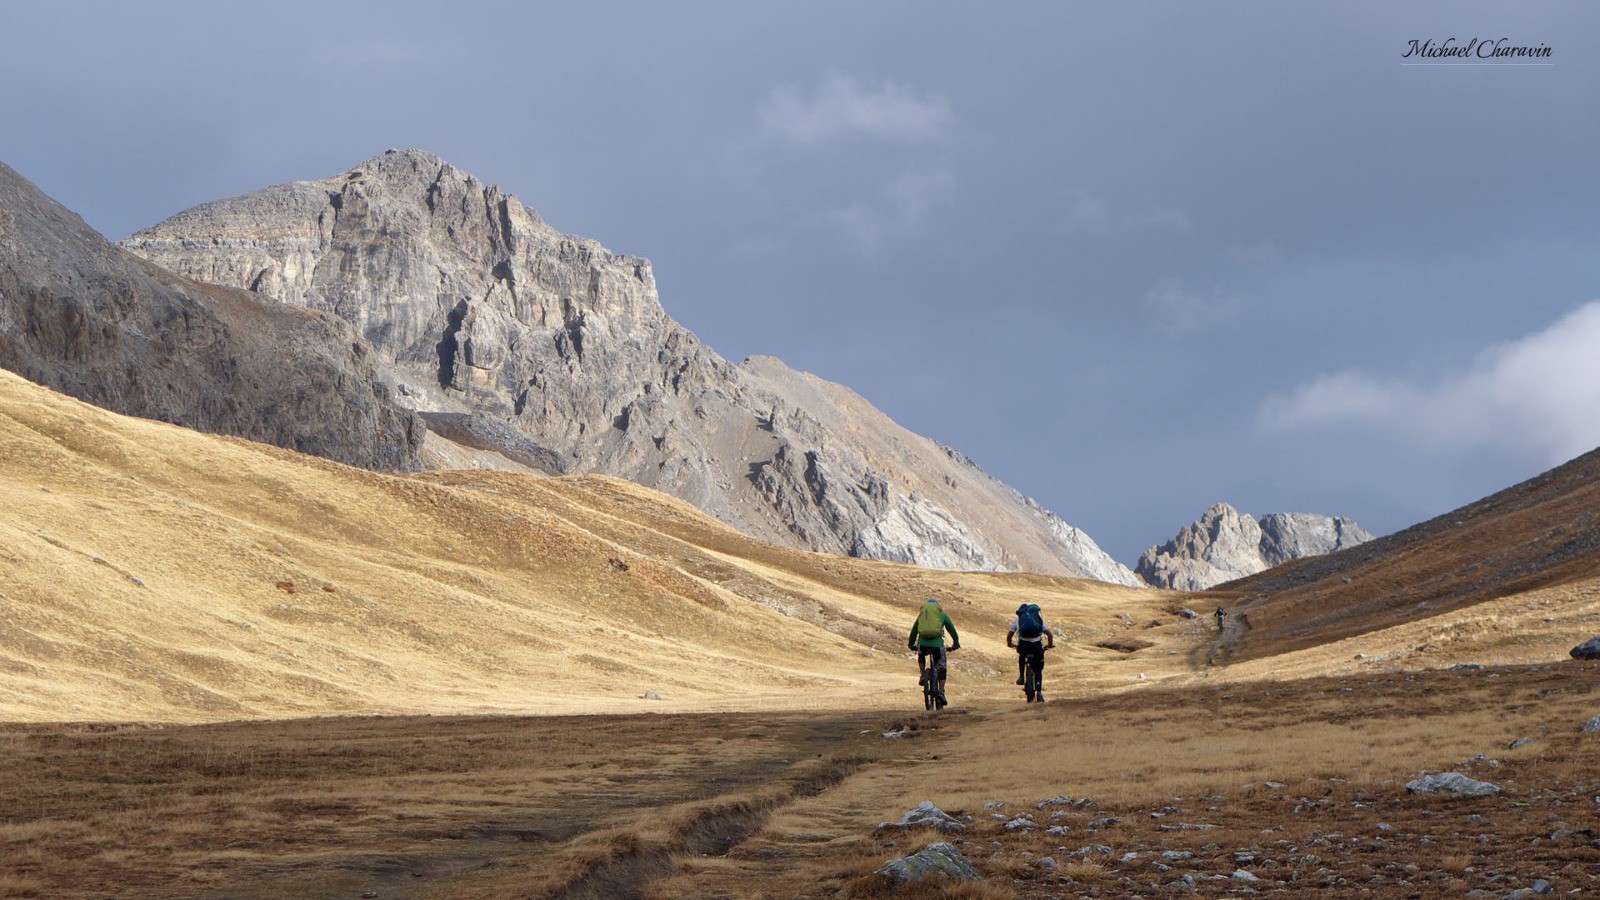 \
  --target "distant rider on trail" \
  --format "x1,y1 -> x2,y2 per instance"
1007,603 -> 1055,703
1215,606 -> 1228,632
908,598 -> 960,706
